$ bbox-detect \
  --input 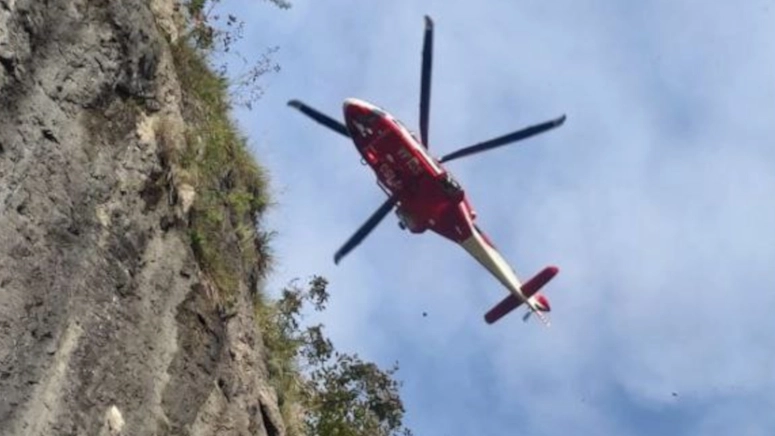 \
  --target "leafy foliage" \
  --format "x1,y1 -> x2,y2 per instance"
260,277 -> 413,436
